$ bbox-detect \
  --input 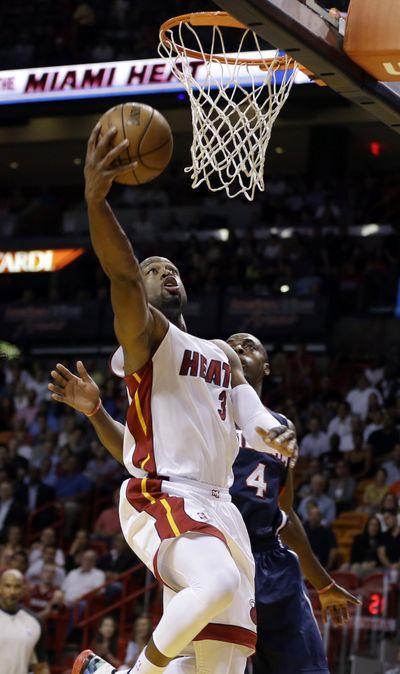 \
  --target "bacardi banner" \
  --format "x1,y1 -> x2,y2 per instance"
0,249 -> 84,273
0,55 -> 309,104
